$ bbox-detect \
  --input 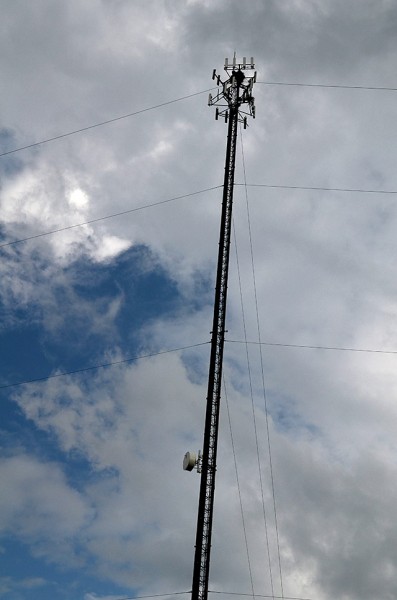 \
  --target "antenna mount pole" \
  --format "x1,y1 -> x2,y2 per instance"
191,56 -> 256,600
